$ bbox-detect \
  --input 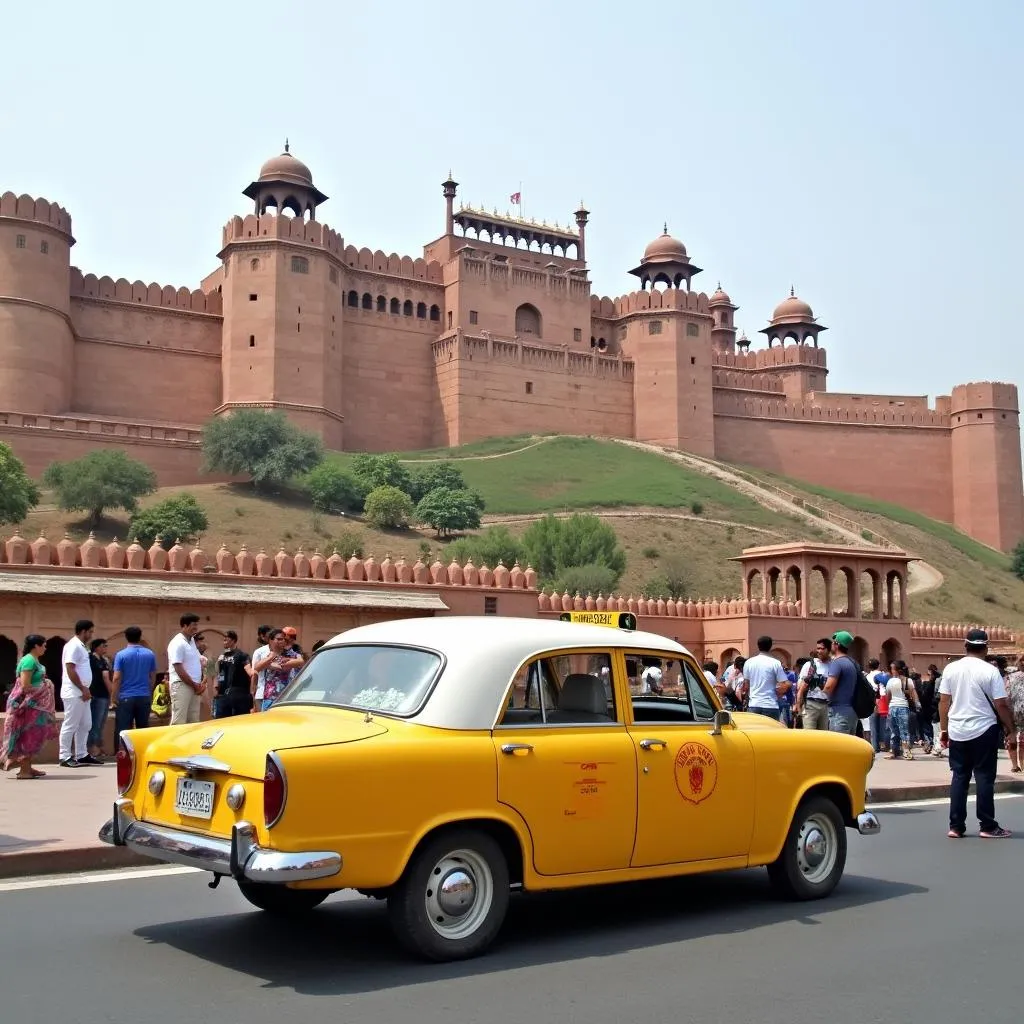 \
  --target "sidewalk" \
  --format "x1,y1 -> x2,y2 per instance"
2,752 -> 1023,879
